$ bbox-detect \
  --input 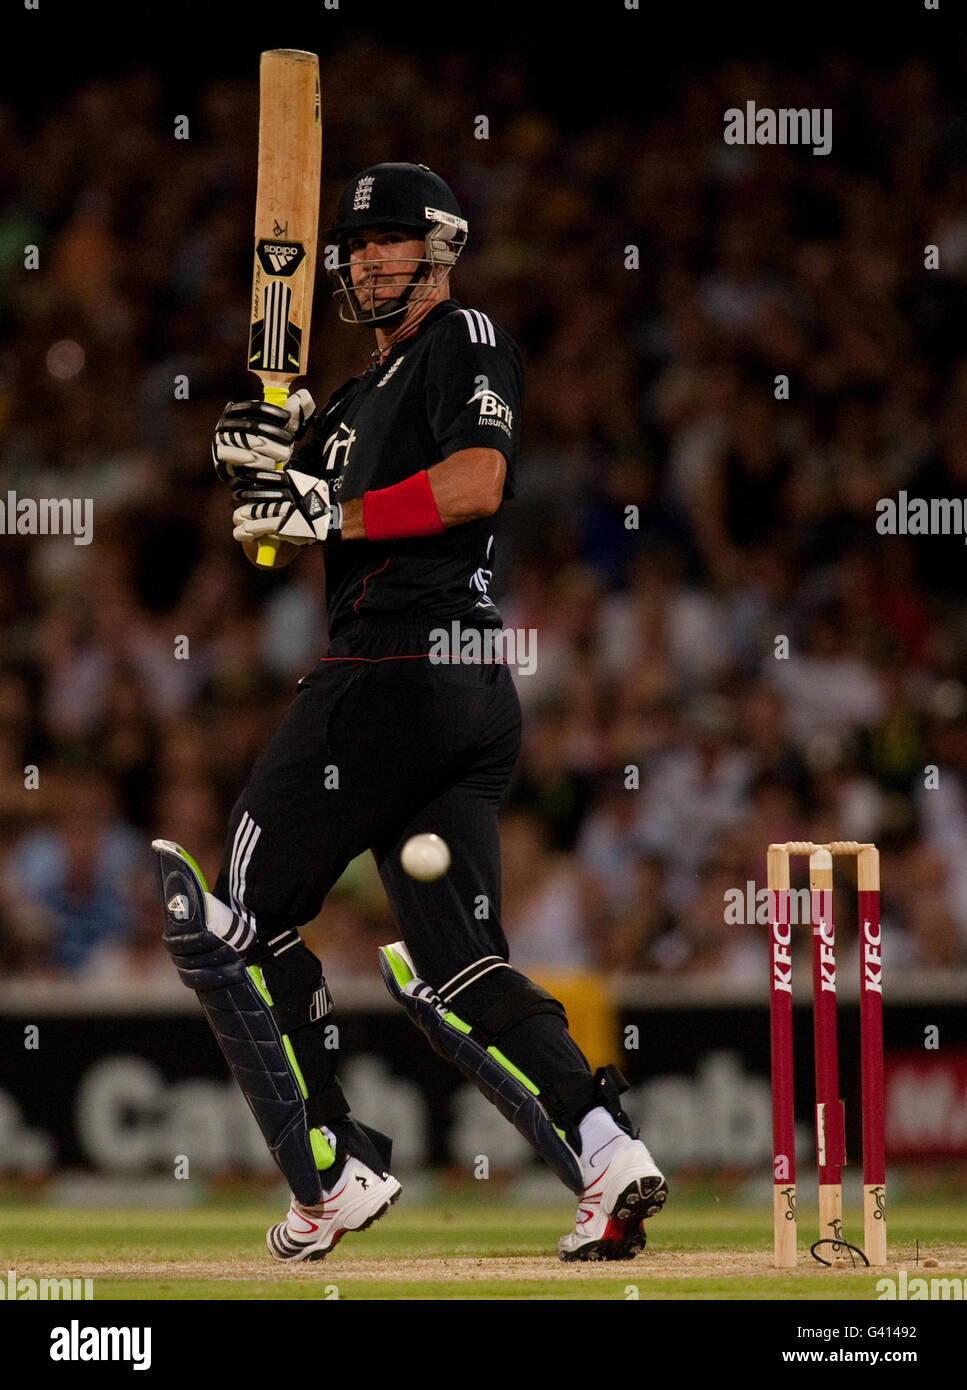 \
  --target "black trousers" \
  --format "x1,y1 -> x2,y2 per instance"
213,619 -> 590,1167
